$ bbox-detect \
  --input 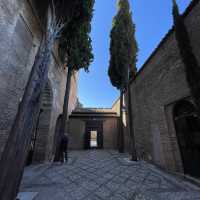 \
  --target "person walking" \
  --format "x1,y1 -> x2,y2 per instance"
59,134 -> 68,163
